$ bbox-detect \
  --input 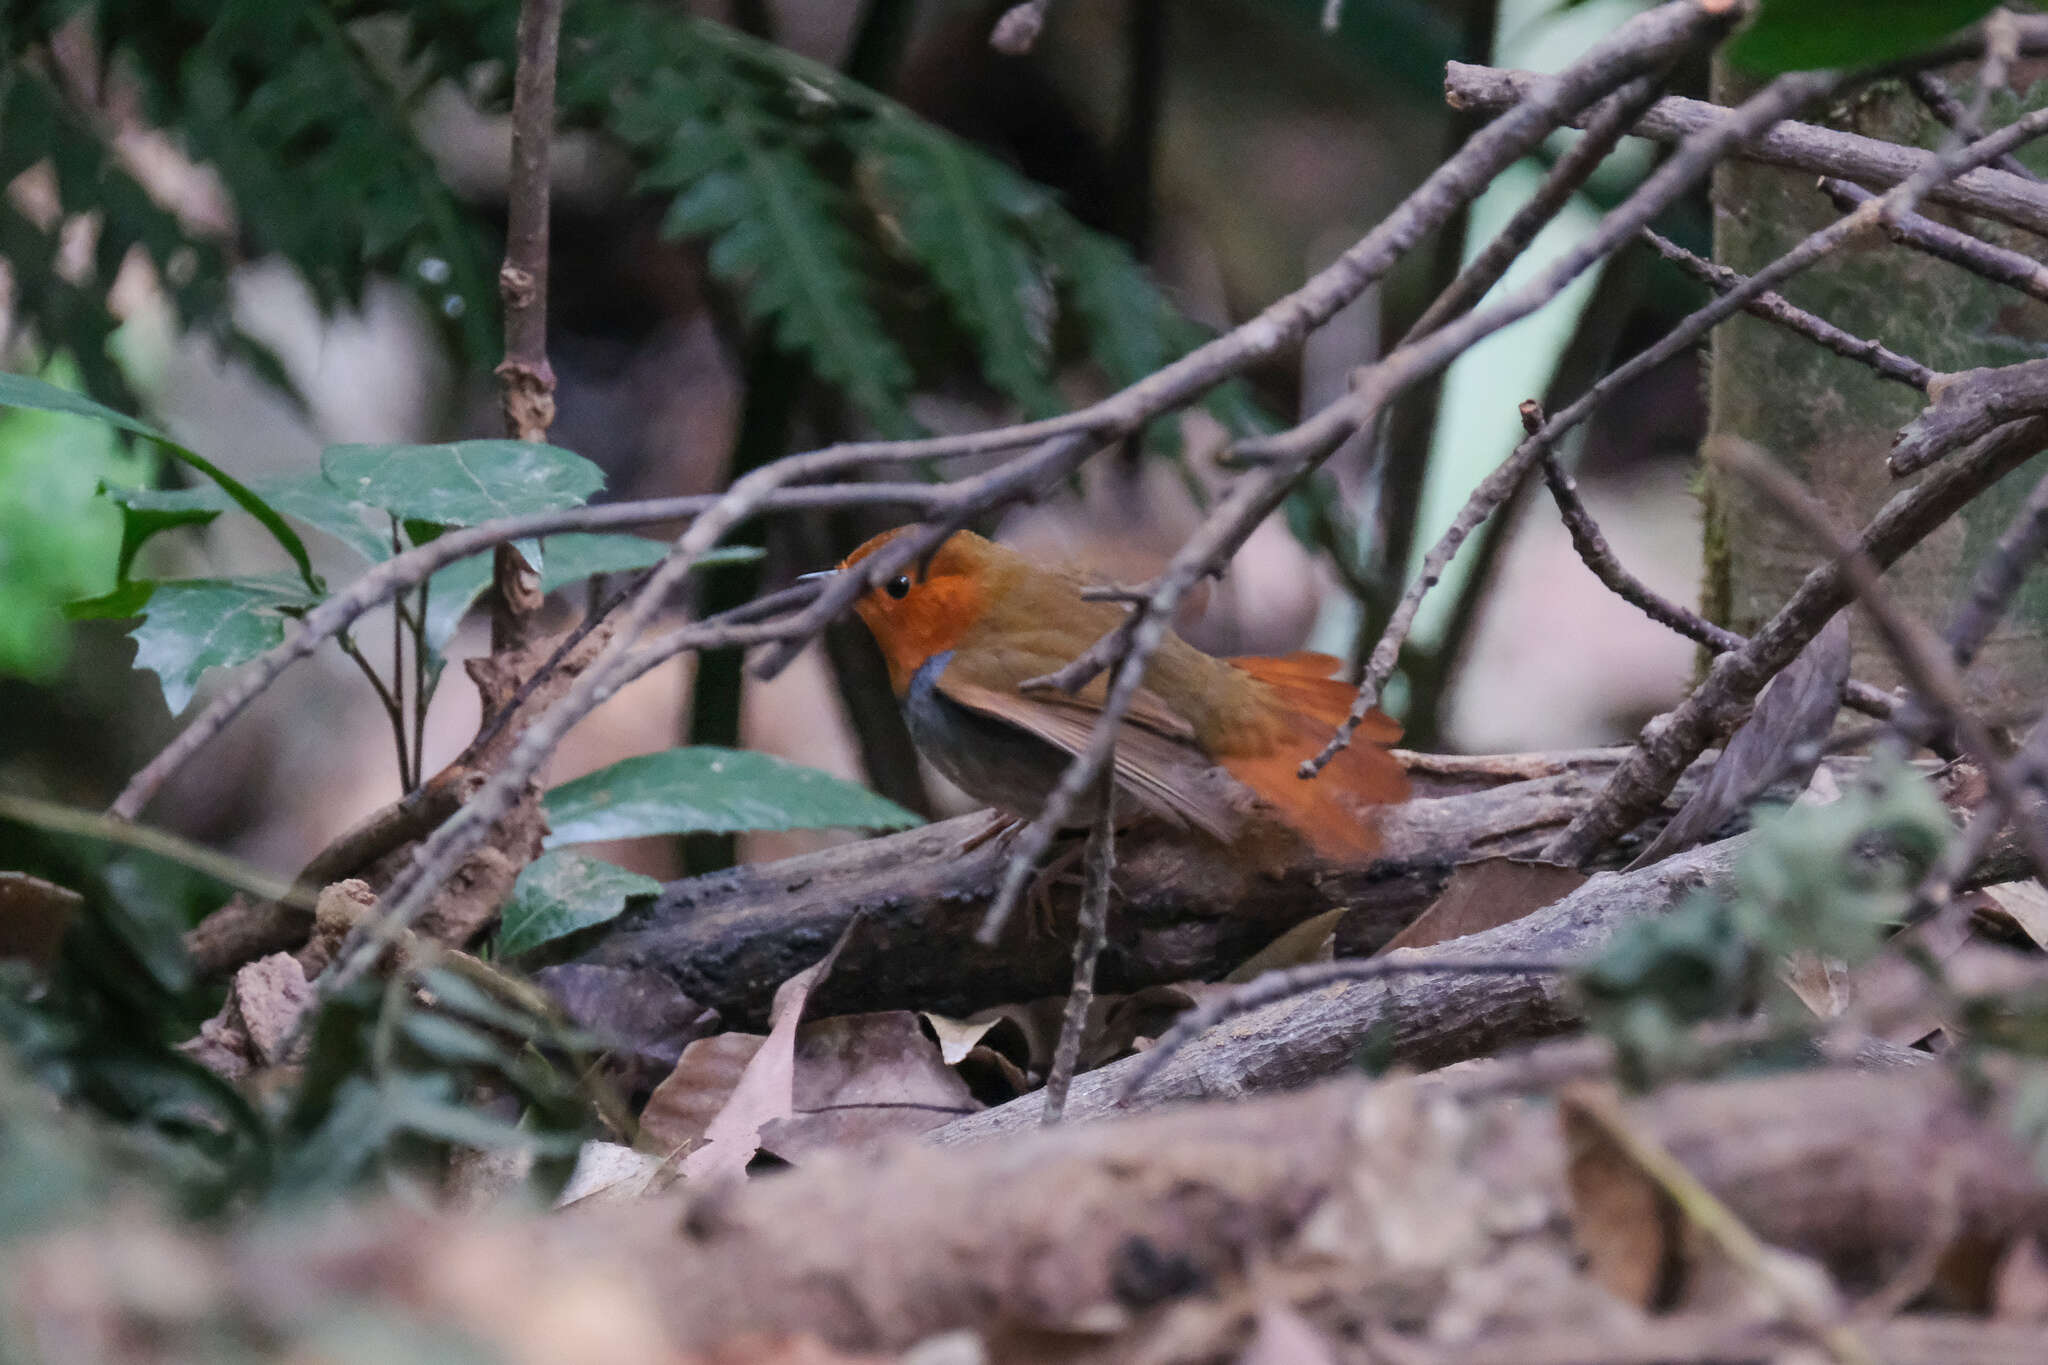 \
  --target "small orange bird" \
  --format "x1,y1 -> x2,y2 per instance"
833,527 -> 1408,859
